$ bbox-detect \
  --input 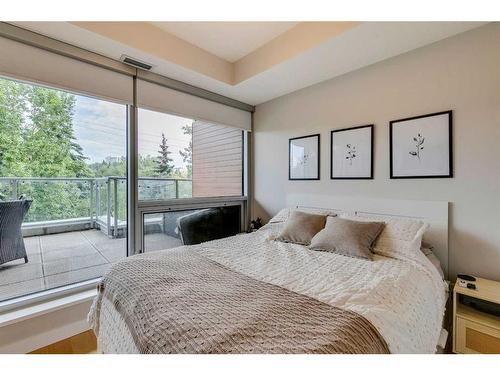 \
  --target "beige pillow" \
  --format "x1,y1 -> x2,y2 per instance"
276,211 -> 327,245
269,207 -> 339,224
309,216 -> 385,260
339,213 -> 428,260
269,208 -> 292,223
